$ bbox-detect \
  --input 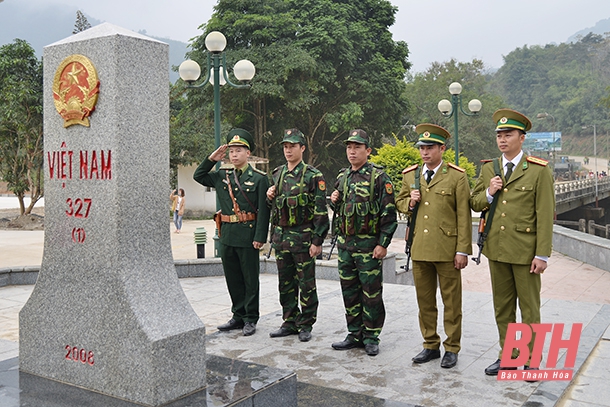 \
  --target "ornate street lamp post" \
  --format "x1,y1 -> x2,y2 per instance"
437,82 -> 482,165
179,31 -> 256,256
